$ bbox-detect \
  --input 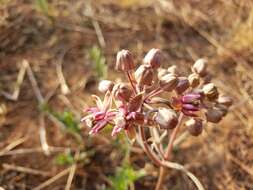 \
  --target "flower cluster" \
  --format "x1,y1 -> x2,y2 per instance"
82,49 -> 232,137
